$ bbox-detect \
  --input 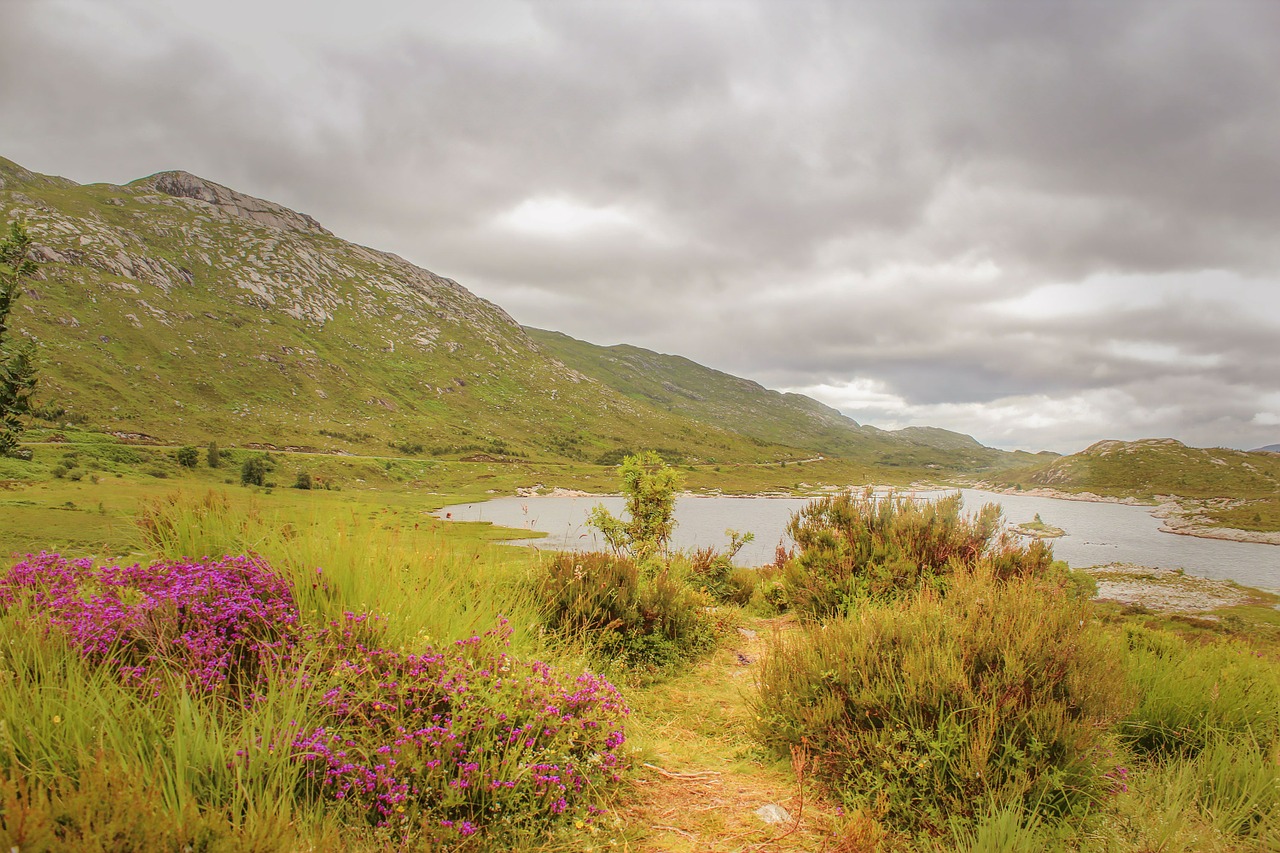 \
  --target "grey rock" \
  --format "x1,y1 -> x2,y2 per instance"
754,803 -> 791,825
140,171 -> 333,236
